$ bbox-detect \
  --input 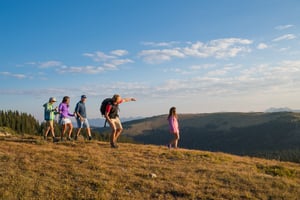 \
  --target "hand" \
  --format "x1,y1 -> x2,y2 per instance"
131,98 -> 136,101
